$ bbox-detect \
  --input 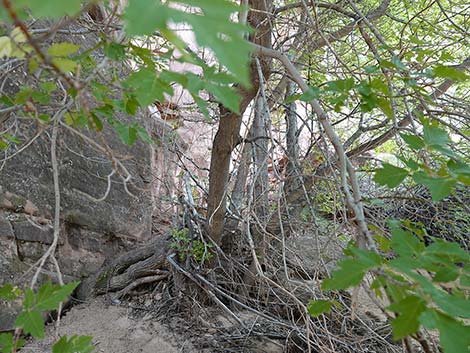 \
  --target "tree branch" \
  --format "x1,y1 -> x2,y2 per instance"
254,44 -> 375,250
